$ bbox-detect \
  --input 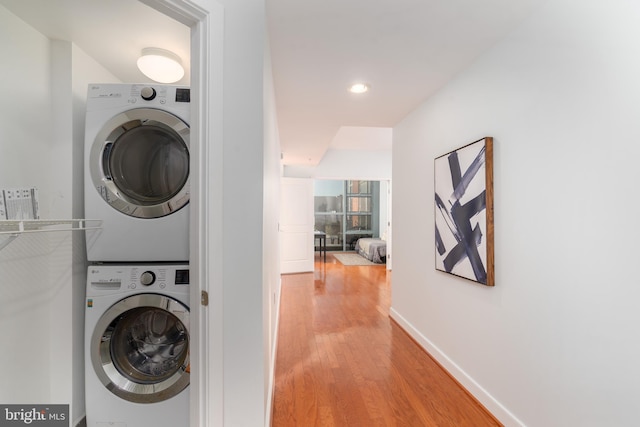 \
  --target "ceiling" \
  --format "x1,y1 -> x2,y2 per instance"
0,0 -> 191,85
1,0 -> 542,166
